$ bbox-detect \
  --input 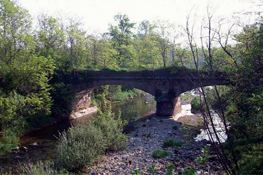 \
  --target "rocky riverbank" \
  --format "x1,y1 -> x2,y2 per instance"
85,114 -> 222,175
